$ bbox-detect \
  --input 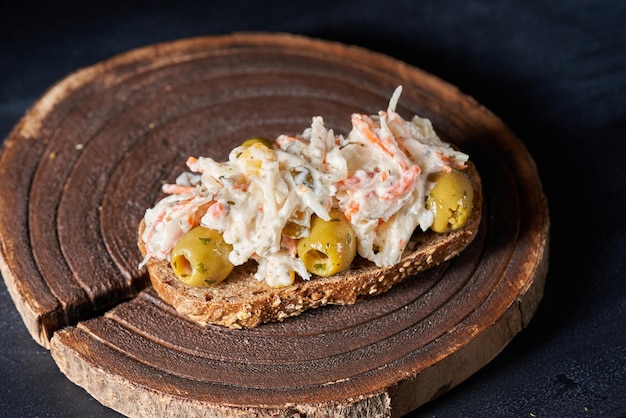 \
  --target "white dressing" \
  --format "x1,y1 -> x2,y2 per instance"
140,86 -> 470,287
